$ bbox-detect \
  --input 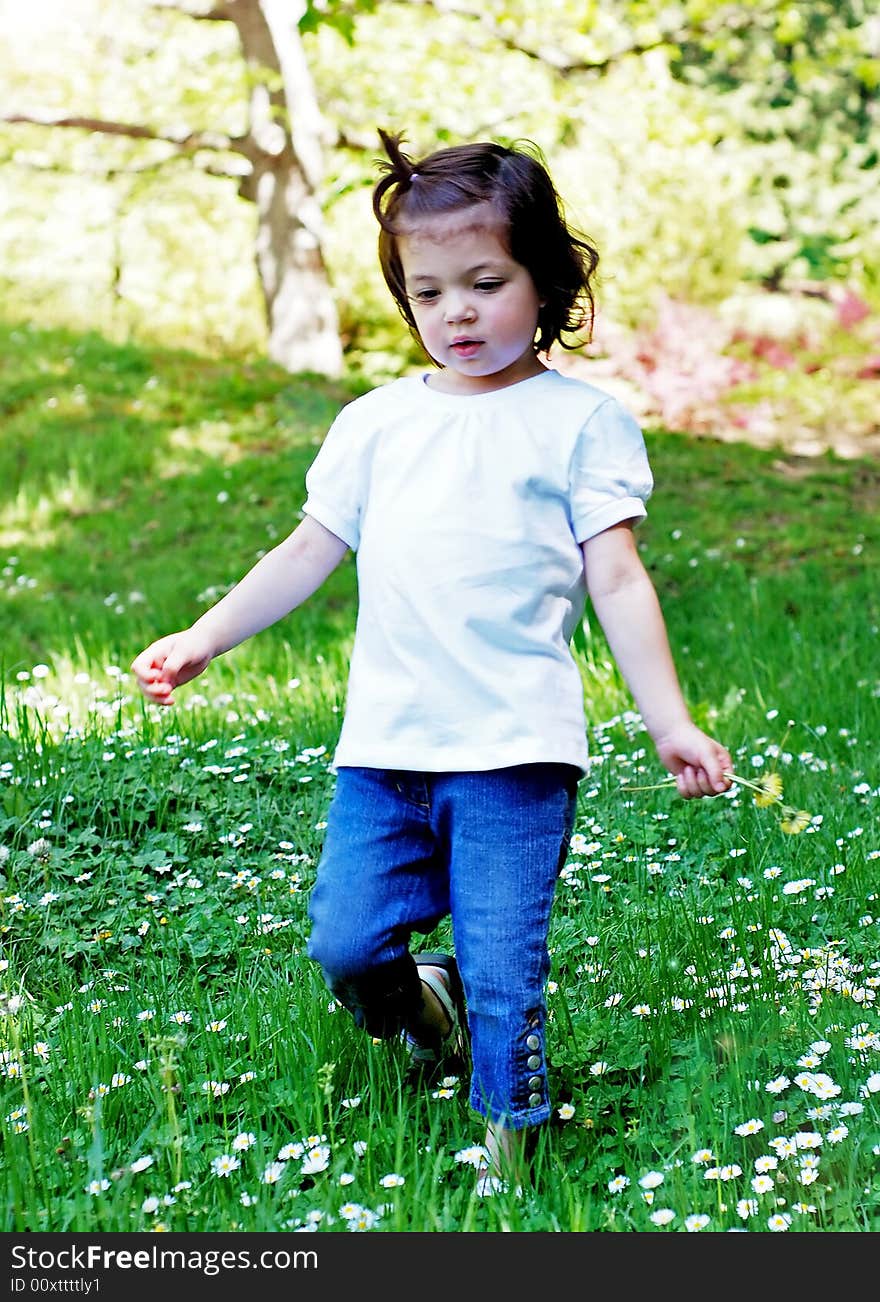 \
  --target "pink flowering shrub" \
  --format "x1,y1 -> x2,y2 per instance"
560,286 -> 877,453
604,296 -> 755,431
